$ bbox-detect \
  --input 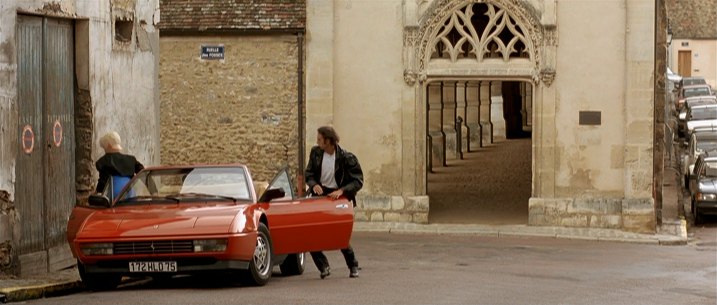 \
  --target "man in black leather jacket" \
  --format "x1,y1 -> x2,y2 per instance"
305,126 -> 363,279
